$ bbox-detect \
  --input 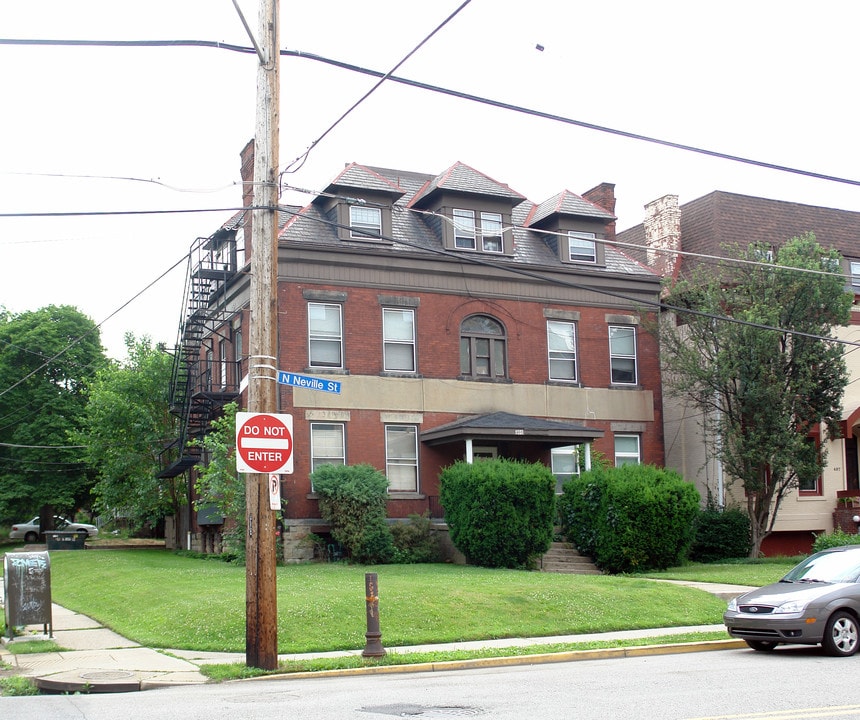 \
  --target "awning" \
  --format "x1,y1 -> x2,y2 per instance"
420,411 -> 604,447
